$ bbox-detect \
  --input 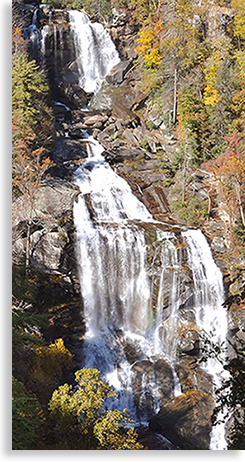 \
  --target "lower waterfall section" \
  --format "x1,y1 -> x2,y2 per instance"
73,151 -> 228,449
